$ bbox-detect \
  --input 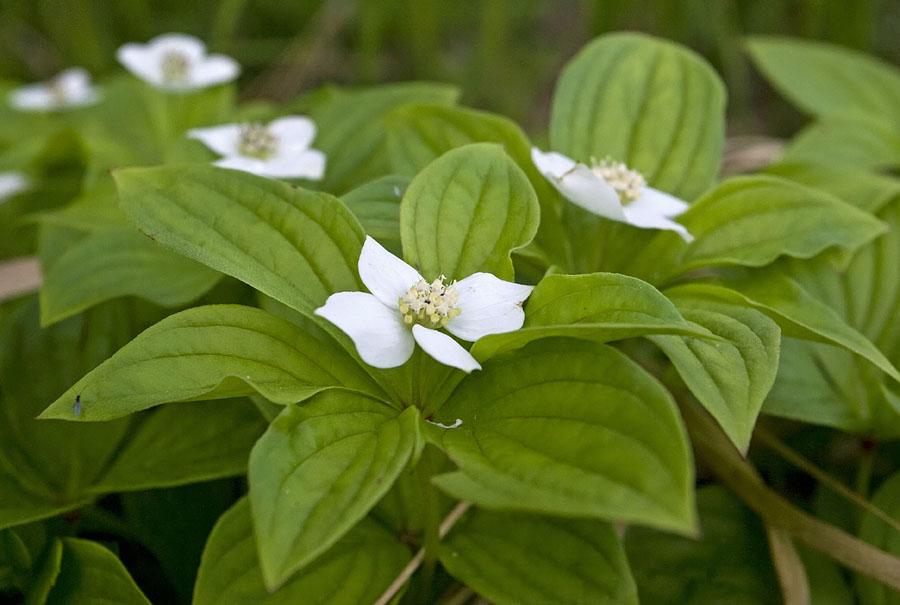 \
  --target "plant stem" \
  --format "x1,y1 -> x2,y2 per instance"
415,448 -> 441,604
